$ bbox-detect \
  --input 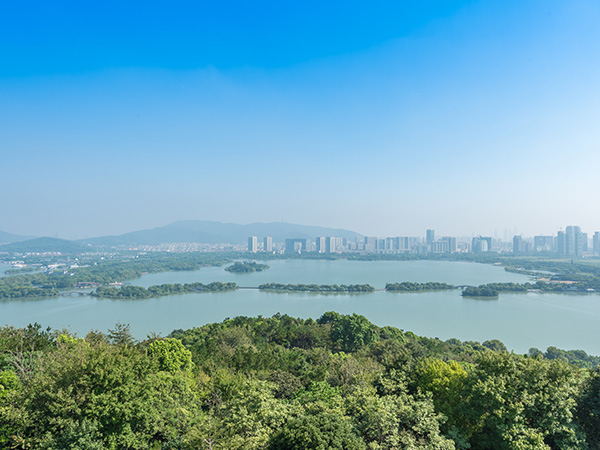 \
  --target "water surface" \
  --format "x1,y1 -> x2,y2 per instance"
1,260 -> 598,354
